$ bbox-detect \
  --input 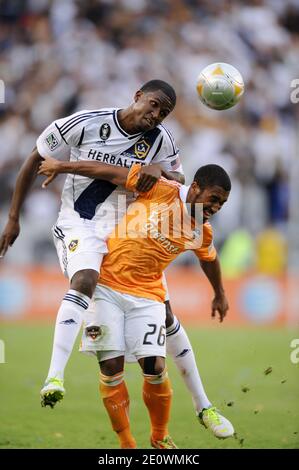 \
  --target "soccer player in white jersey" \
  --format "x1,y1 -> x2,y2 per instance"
0,80 -> 230,439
